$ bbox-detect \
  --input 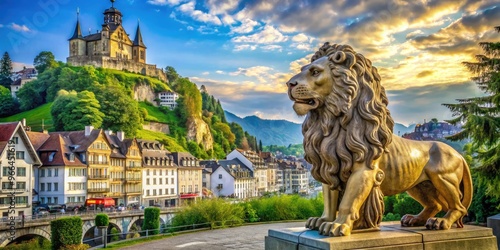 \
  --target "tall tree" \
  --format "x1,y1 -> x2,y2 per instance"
0,52 -> 13,88
443,26 -> 500,198
165,66 -> 179,84
34,51 -> 58,73
51,90 -> 104,131
0,85 -> 18,117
